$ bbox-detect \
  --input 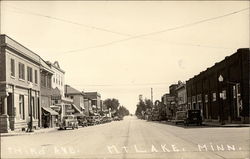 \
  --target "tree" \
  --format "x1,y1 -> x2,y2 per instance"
117,106 -> 130,117
135,98 -> 153,116
103,98 -> 120,111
